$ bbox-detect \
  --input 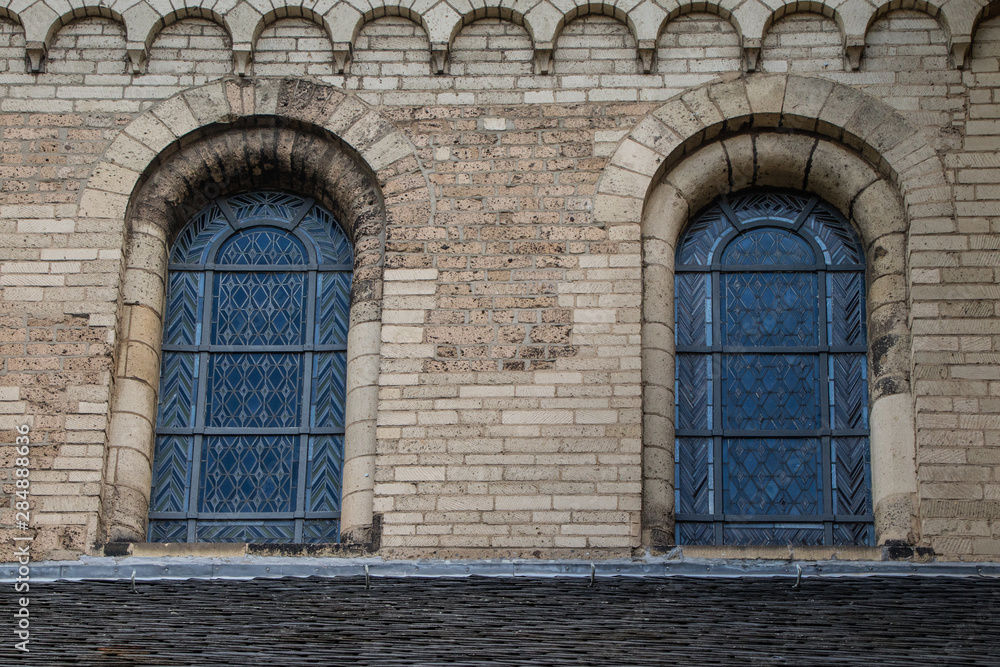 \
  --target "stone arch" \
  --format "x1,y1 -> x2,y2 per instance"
592,74 -> 950,549
86,78 -> 431,546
